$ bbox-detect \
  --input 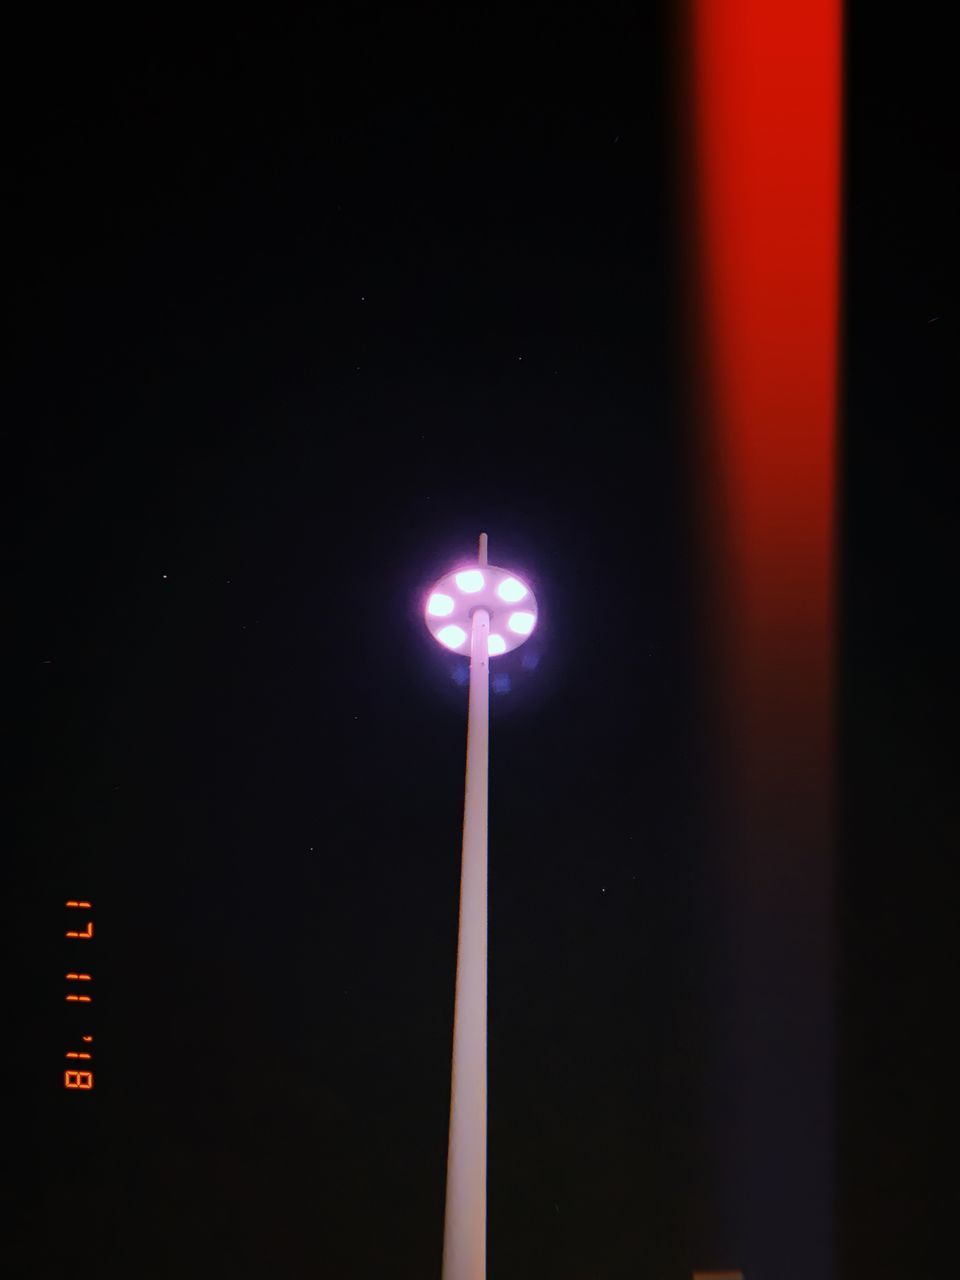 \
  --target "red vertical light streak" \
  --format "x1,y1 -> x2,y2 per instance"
685,0 -> 841,1272
691,0 -> 840,791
